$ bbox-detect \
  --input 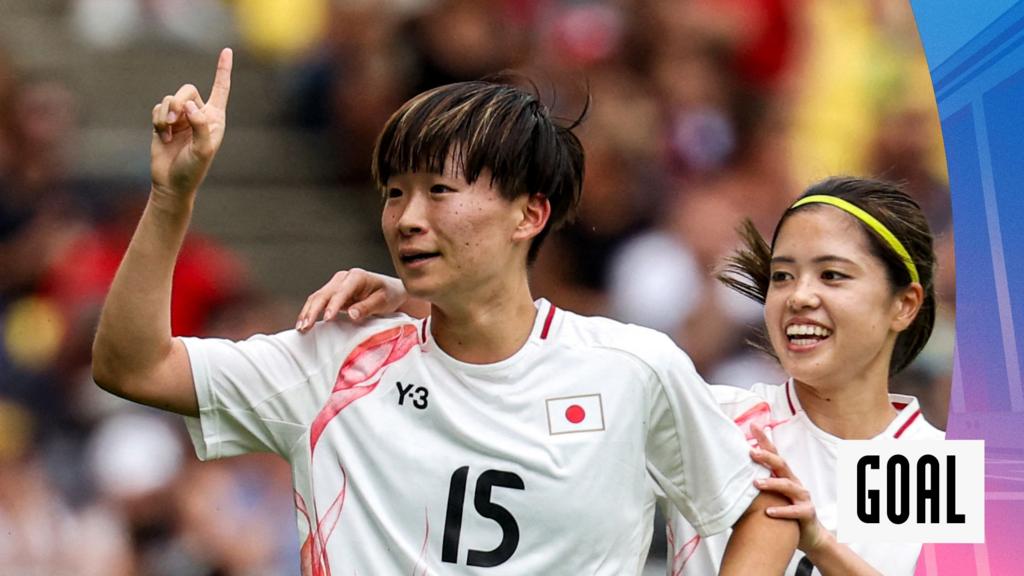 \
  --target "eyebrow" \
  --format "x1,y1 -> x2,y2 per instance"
770,255 -> 859,266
